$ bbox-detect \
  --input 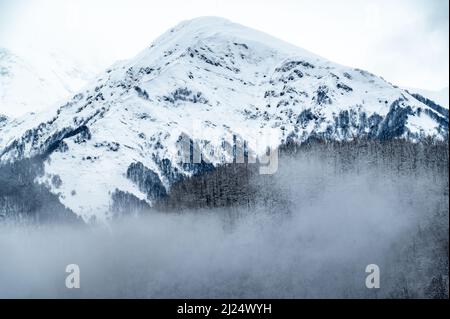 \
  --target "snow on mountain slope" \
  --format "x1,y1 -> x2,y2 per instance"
0,114 -> 8,128
0,17 -> 448,222
406,87 -> 449,109
0,47 -> 97,117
